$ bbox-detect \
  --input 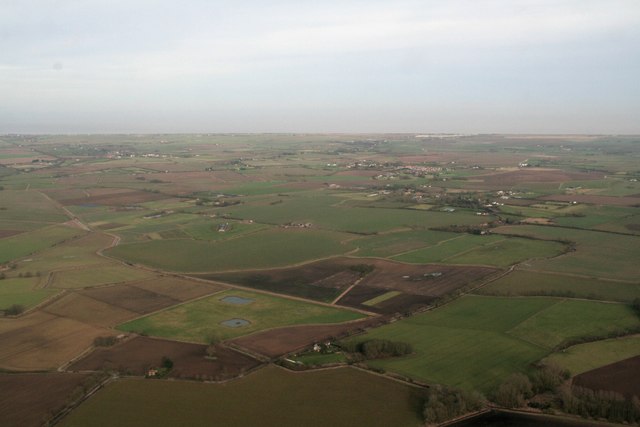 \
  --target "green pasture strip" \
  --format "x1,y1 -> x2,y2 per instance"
363,291 -> 402,307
